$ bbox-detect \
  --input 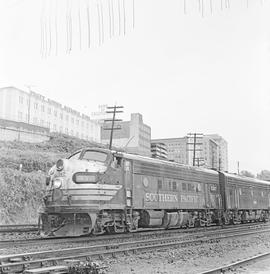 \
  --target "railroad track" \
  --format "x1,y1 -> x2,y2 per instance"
0,224 -> 38,233
1,223 -> 270,273
0,222 -> 267,250
198,251 -> 270,274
